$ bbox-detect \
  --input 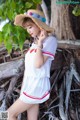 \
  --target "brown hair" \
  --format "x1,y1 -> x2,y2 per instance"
22,17 -> 34,28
